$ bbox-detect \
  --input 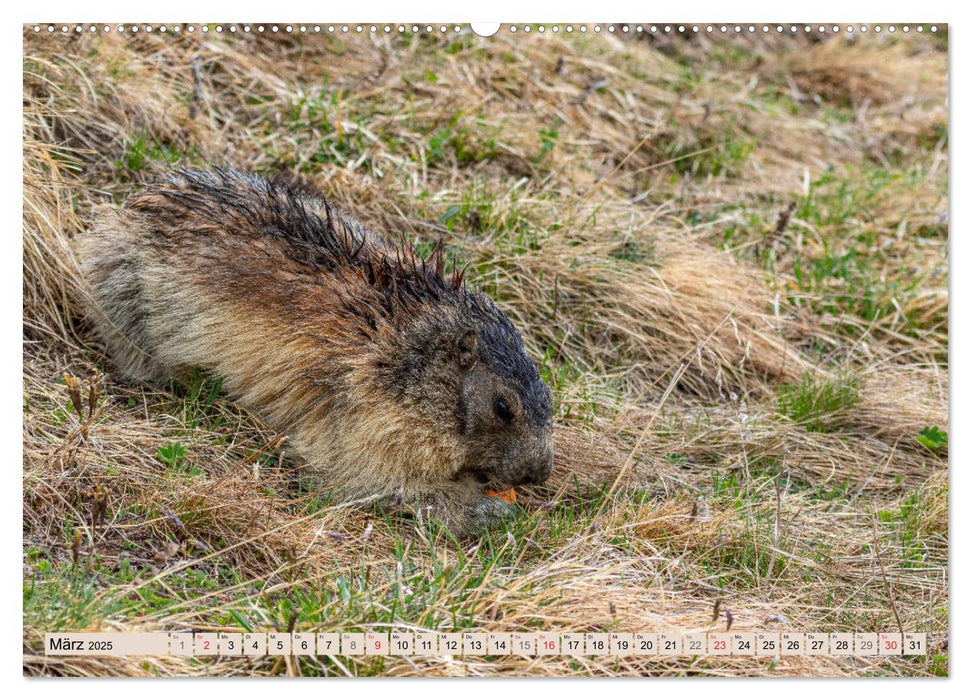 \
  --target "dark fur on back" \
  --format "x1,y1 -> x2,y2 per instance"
150,168 -> 465,306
